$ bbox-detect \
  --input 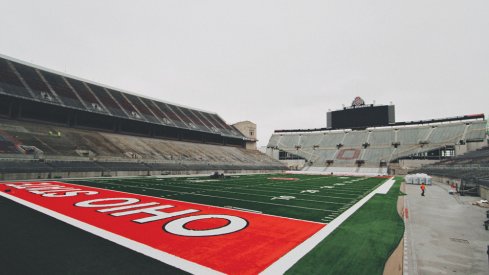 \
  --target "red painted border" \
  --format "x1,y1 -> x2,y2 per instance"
1,181 -> 324,274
